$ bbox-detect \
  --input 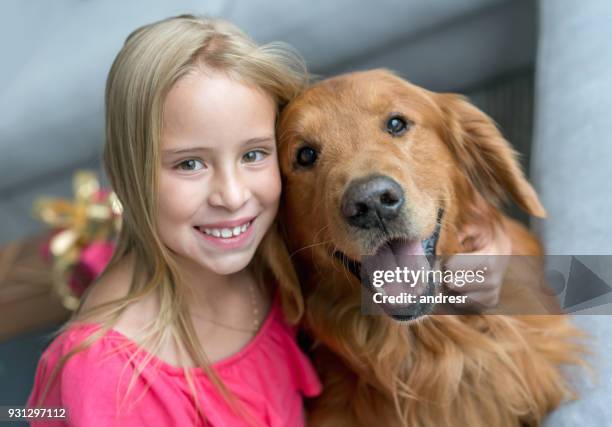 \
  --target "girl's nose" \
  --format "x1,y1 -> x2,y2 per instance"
208,167 -> 251,211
